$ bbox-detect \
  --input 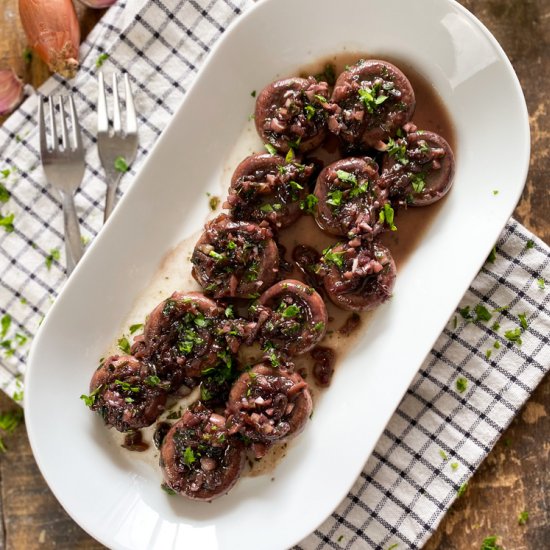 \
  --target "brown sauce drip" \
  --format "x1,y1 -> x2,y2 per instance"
311,346 -> 336,387
122,430 -> 149,452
